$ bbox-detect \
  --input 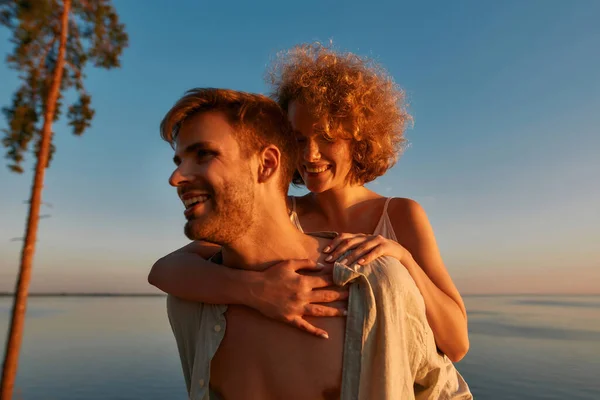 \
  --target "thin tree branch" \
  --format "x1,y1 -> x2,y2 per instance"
36,36 -> 57,73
